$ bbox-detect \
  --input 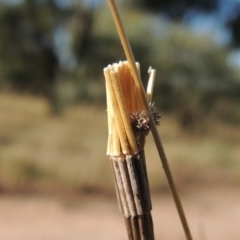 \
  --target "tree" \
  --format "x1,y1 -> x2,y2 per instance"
0,1 -> 58,108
